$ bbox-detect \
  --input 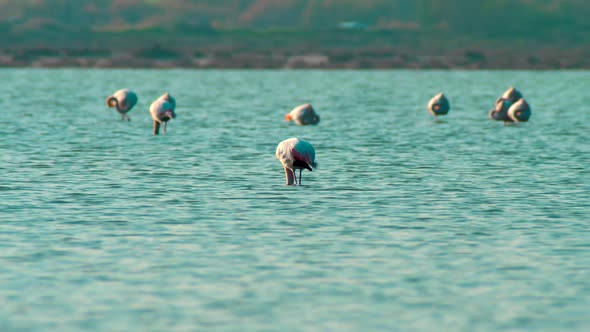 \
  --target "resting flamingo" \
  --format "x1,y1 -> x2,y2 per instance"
489,98 -> 512,121
149,92 -> 176,135
107,89 -> 138,121
508,98 -> 532,123
276,138 -> 317,185
285,103 -> 320,125
490,87 -> 527,123
427,93 -> 450,121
